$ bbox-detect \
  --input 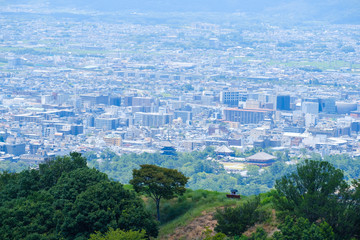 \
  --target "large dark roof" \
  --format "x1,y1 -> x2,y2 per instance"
246,152 -> 276,161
